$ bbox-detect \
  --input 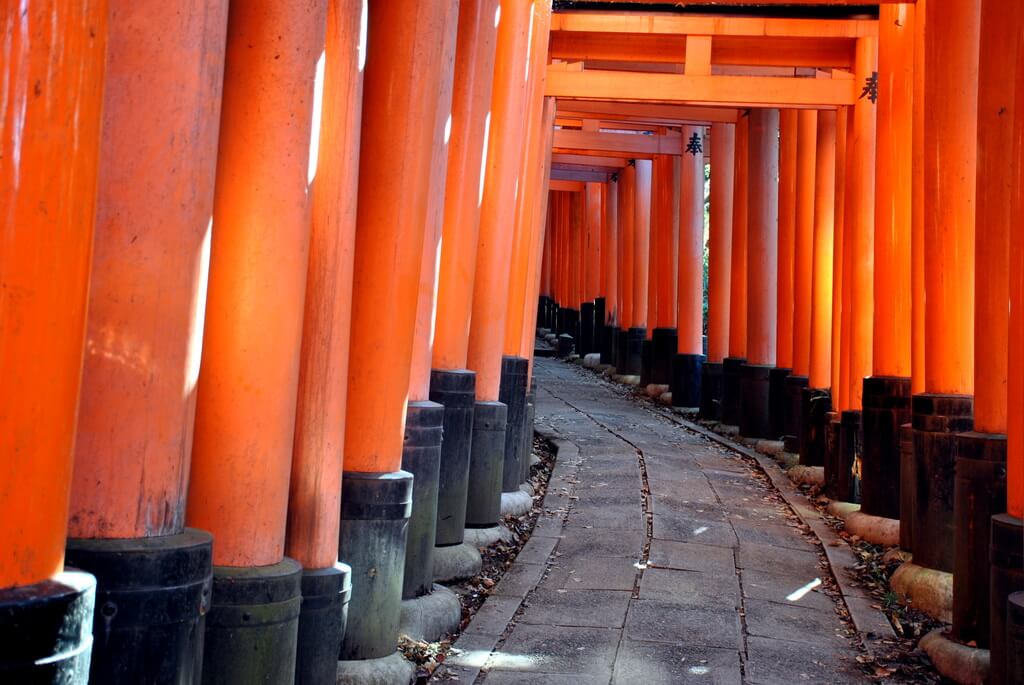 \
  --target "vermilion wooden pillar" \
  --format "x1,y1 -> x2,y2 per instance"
861,4 -> 914,527
739,109 -> 779,439
1,3 -> 107,680
431,0 -> 499,577
338,0 -> 452,667
700,123 -> 736,420
721,116 -> 749,427
785,109 -> 817,447
65,3 -> 228,681
826,107 -> 849,478
625,159 -> 653,378
647,153 -> 678,387
771,110 -> 798,438
617,164 -> 638,374
580,181 -> 603,356
186,2 -> 326,681
601,176 -> 620,365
